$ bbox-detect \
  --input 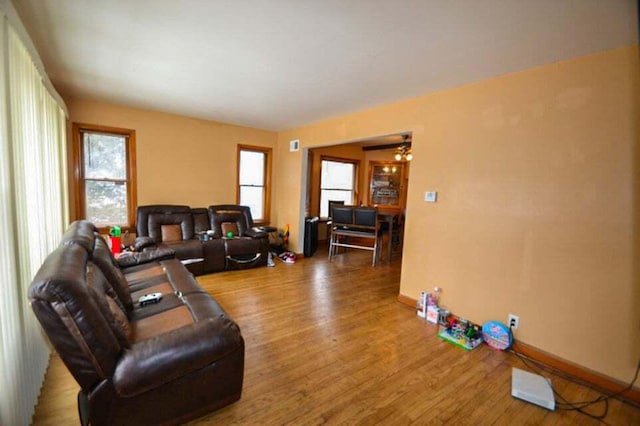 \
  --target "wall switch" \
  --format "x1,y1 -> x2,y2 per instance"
424,191 -> 437,202
289,139 -> 300,152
